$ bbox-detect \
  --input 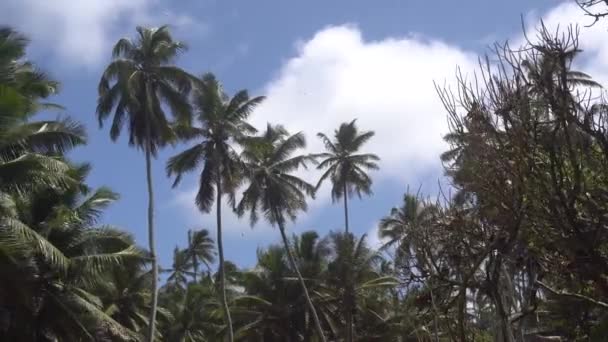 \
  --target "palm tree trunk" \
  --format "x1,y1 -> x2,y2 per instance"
343,181 -> 354,342
277,217 -> 327,342
457,287 -> 467,342
345,298 -> 354,342
145,131 -> 159,342
216,177 -> 234,342
189,230 -> 198,283
343,182 -> 349,233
